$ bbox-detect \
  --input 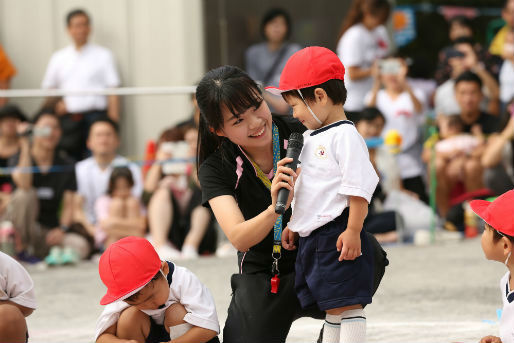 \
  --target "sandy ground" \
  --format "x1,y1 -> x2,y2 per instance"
23,237 -> 505,343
